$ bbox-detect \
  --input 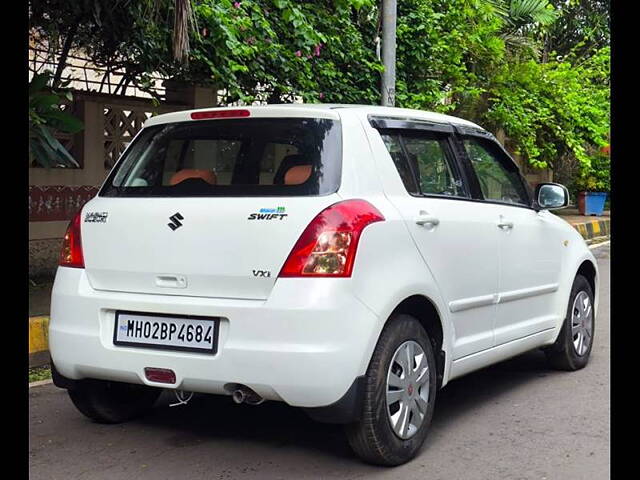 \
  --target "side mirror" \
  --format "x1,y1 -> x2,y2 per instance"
534,183 -> 569,210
